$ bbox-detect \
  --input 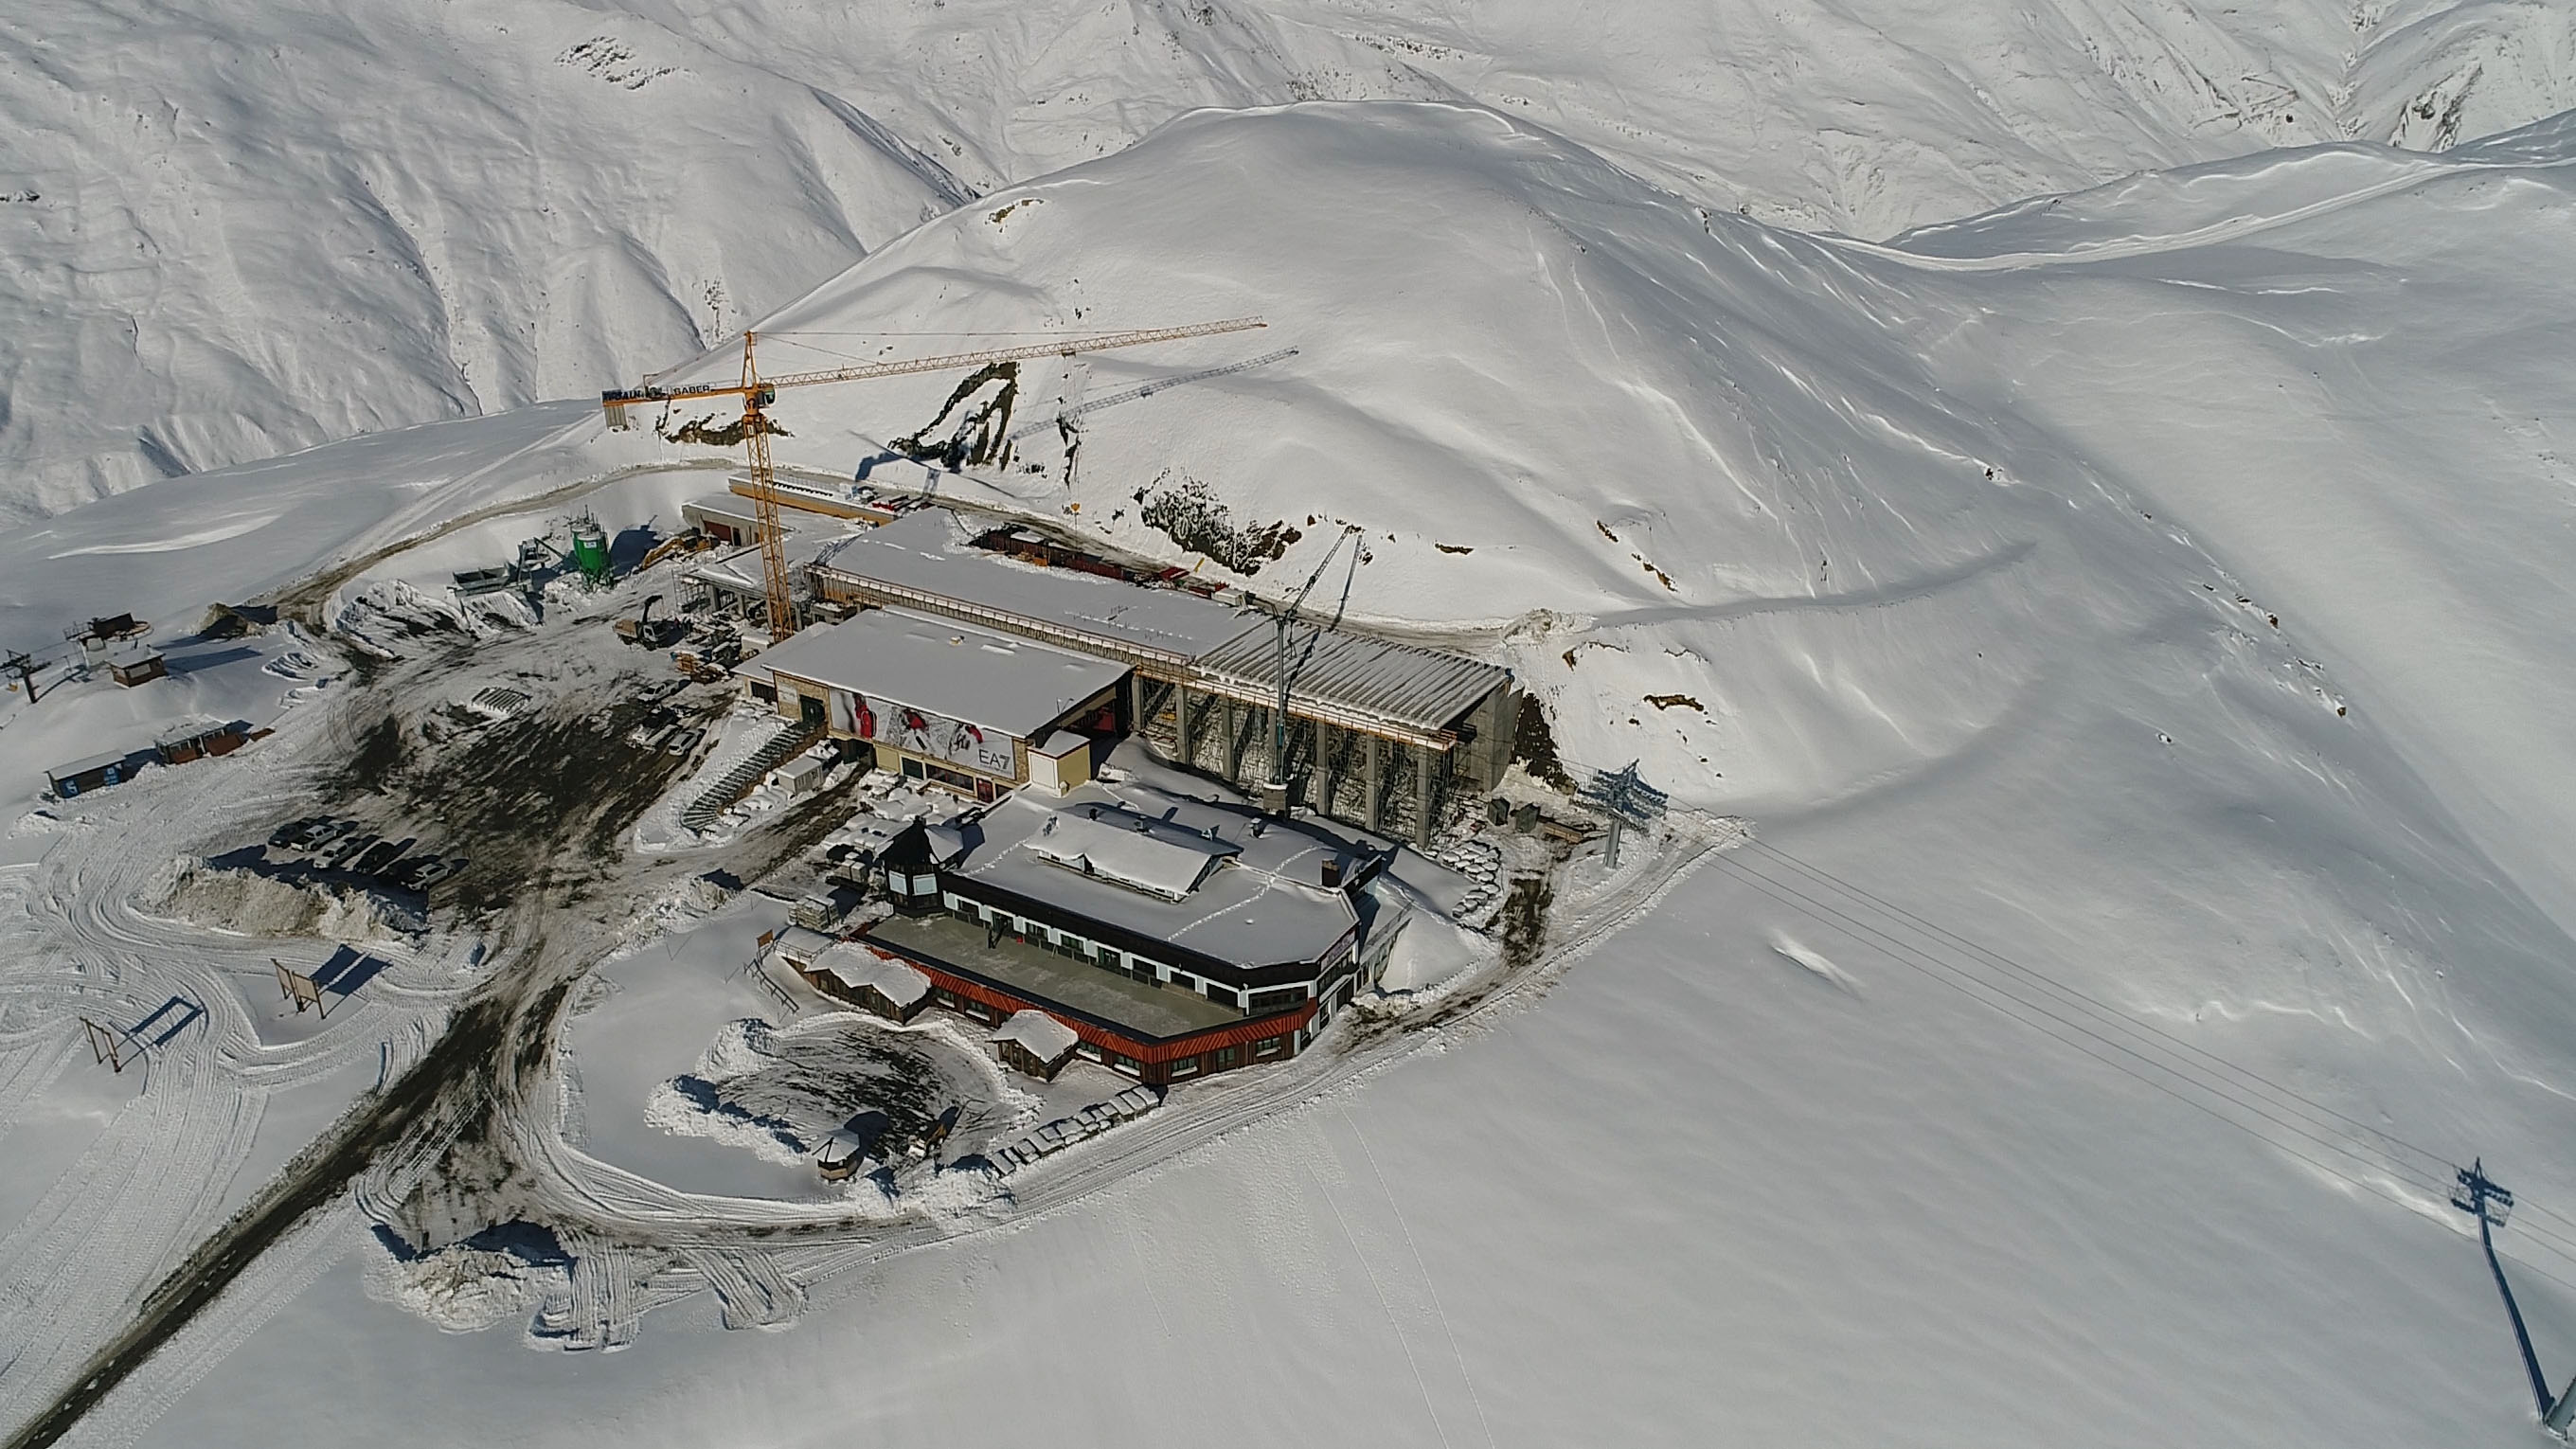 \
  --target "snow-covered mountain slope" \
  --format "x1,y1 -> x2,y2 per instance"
686,98 -> 2576,927
8,98 -> 2576,1449
8,0 -> 2573,525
